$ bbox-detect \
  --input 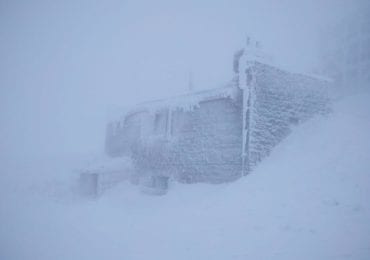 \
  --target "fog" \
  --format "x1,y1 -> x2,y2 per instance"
1,1 -> 370,259
0,0 -> 355,159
